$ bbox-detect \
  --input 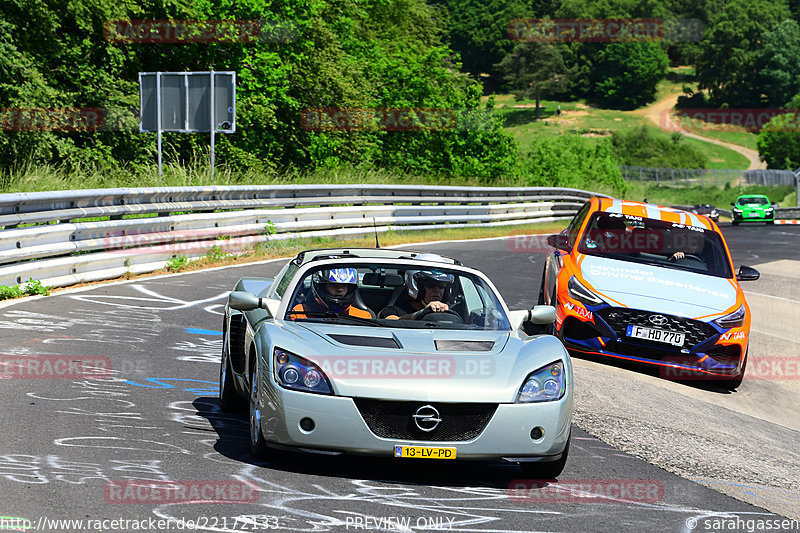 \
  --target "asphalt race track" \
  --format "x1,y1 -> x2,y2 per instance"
0,223 -> 798,533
